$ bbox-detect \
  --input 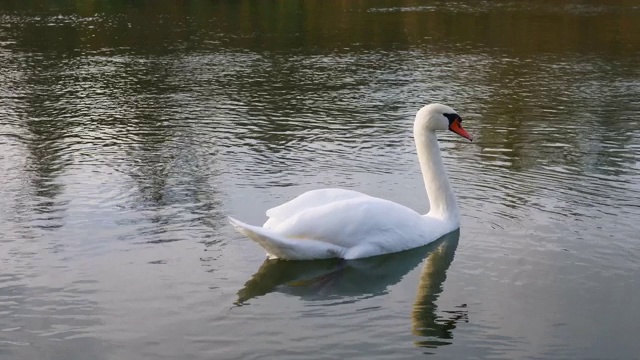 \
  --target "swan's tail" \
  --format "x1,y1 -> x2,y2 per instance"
228,217 -> 344,260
